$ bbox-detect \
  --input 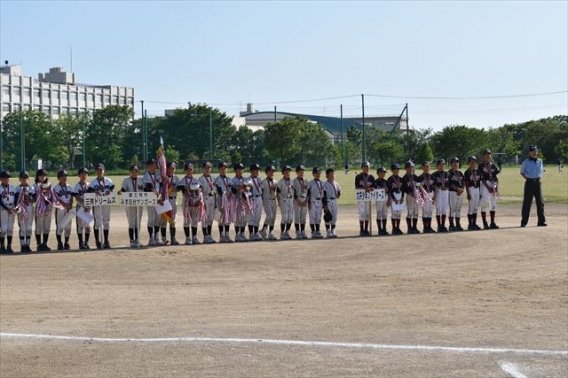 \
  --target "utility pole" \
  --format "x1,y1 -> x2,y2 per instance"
209,107 -> 213,160
82,112 -> 86,168
20,112 -> 25,170
144,109 -> 148,161
340,104 -> 344,165
361,94 -> 366,162
274,106 -> 277,123
140,100 -> 146,163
